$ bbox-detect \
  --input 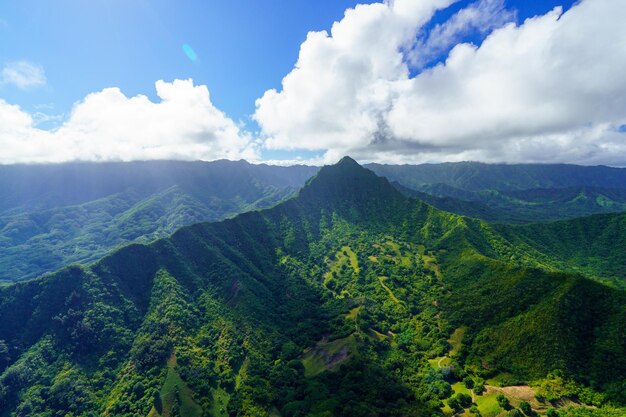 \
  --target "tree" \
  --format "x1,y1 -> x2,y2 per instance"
519,401 -> 532,416
473,377 -> 485,395
0,340 -> 9,368
496,394 -> 510,409
132,381 -> 145,399
448,392 -> 472,410
507,409 -> 523,417
463,376 -> 475,389
447,396 -> 460,410
546,408 -> 558,417
456,393 -> 473,408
